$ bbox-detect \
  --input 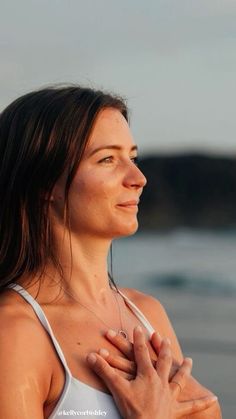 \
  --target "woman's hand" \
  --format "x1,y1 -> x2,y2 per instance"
87,326 -> 217,419
97,329 -> 179,381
